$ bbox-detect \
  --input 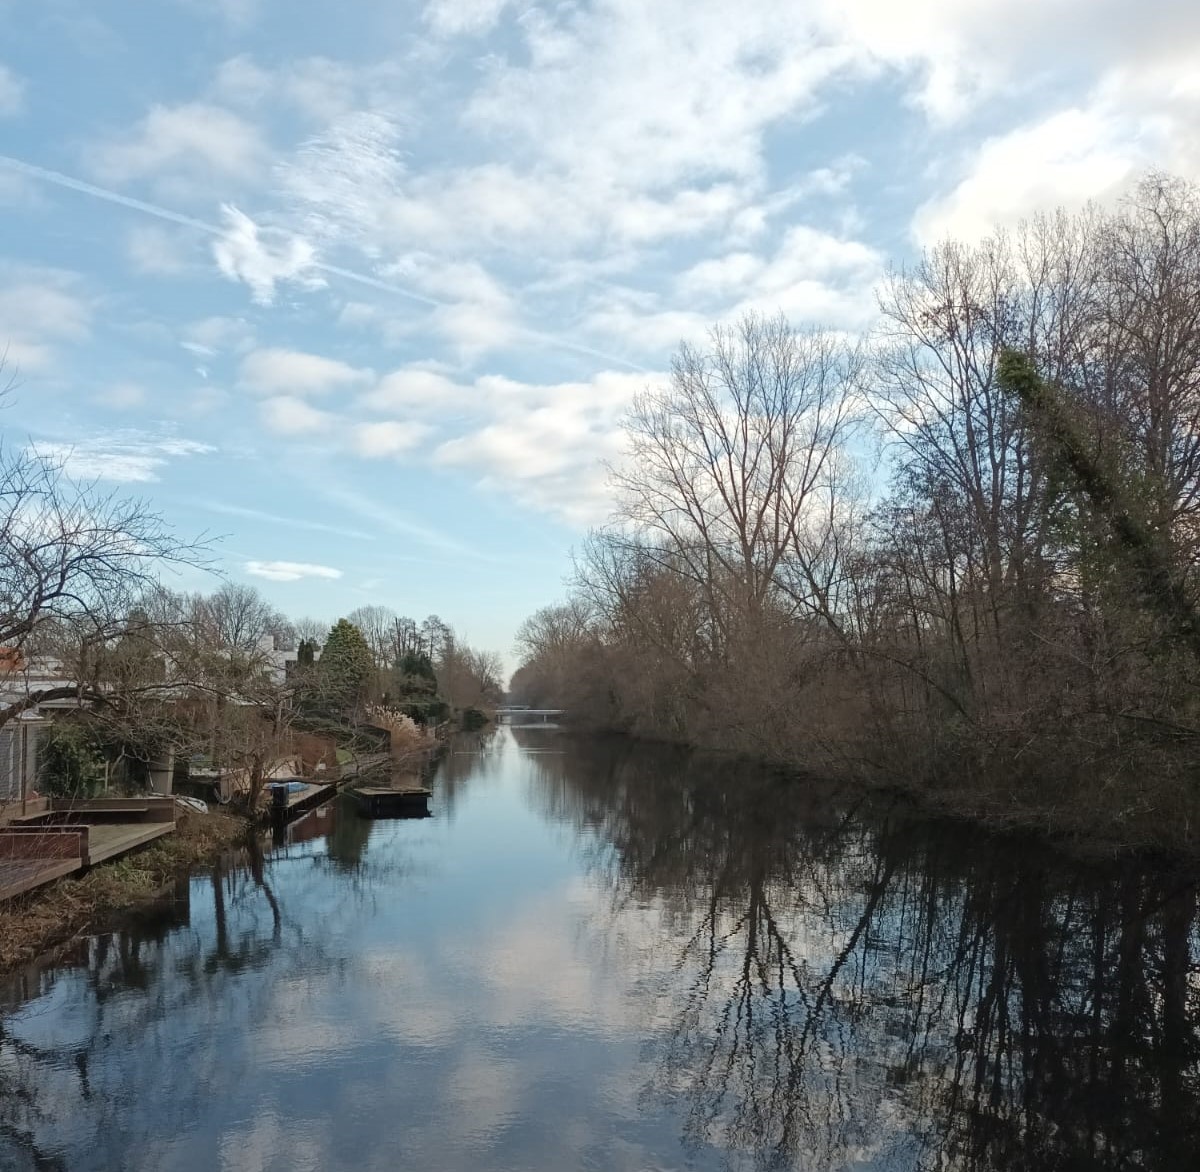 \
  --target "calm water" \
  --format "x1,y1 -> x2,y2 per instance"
2,726 -> 1198,1172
